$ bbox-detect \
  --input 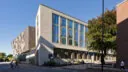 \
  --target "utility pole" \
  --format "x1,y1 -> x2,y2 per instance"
101,0 -> 104,72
